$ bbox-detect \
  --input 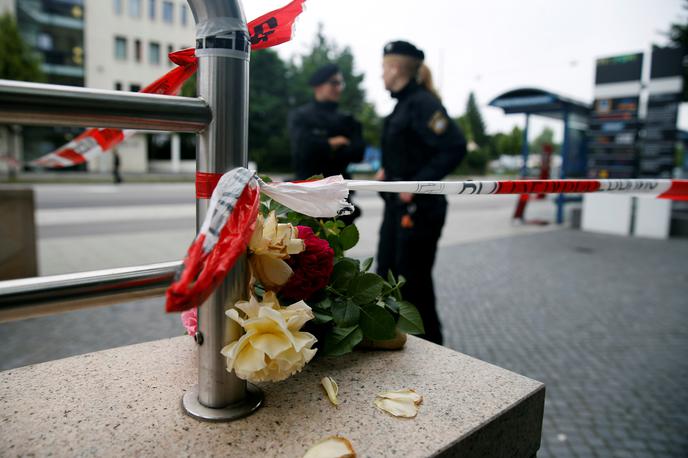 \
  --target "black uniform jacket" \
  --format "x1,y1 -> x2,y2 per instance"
288,101 -> 365,180
382,80 -> 466,187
